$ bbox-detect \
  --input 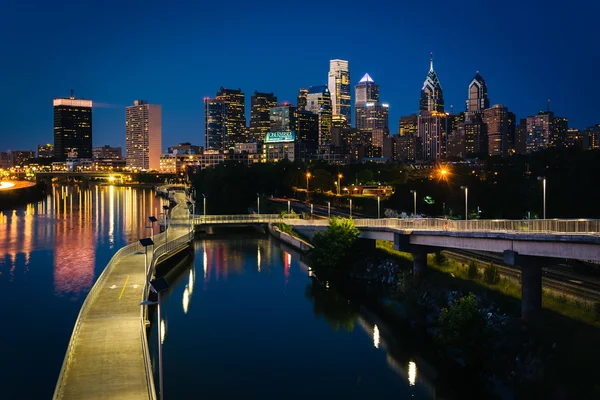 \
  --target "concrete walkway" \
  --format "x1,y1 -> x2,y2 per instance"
55,191 -> 192,400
